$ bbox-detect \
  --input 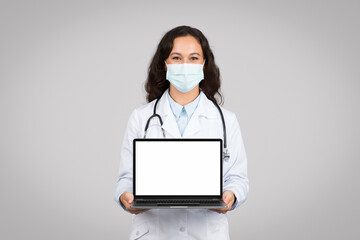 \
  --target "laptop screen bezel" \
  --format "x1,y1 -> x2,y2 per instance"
133,138 -> 223,199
